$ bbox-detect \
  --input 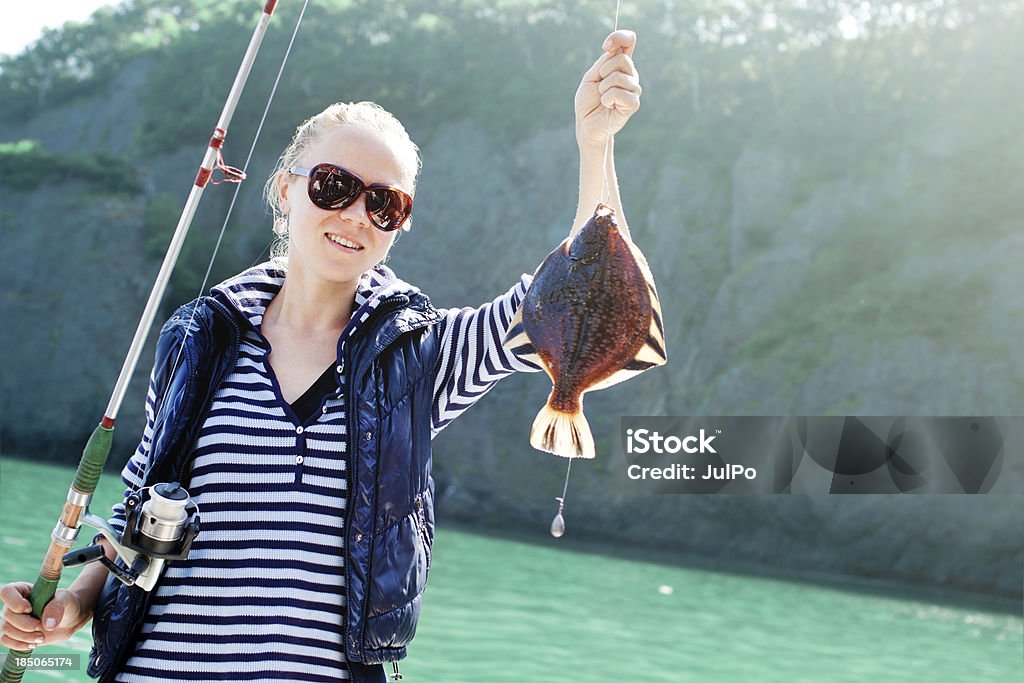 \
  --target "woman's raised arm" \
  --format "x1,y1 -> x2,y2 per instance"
570,29 -> 642,243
